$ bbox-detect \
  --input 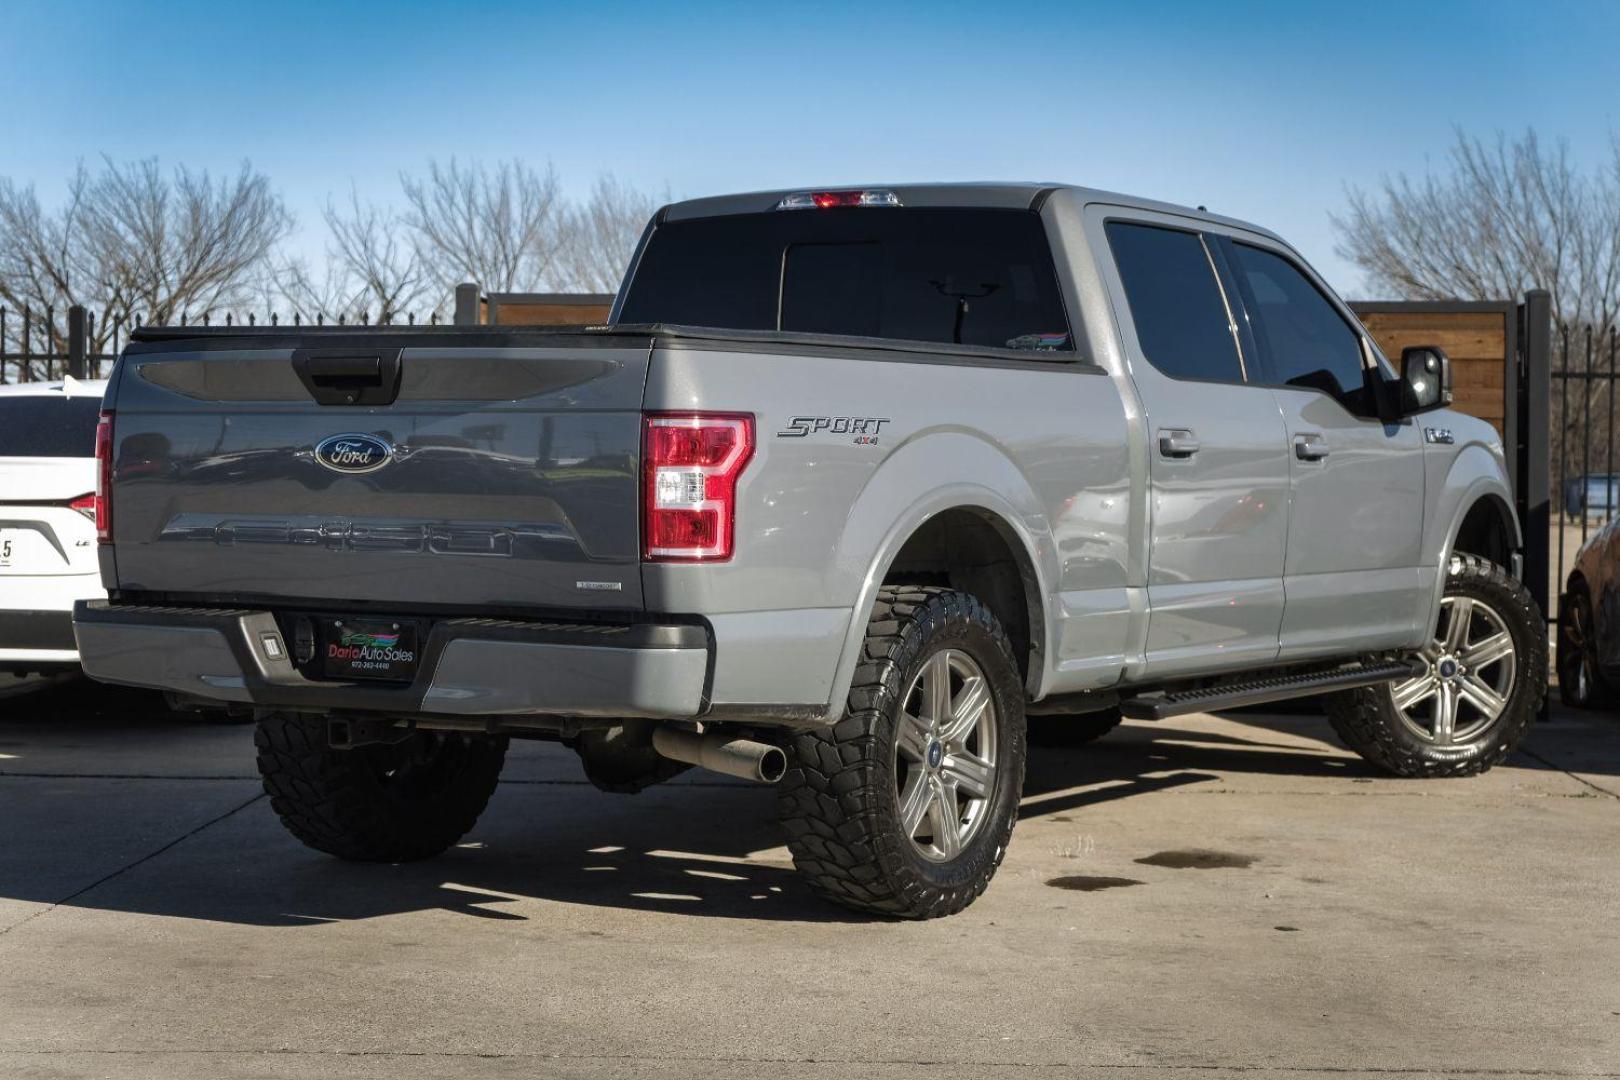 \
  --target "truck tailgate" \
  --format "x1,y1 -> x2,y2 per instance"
107,332 -> 650,612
